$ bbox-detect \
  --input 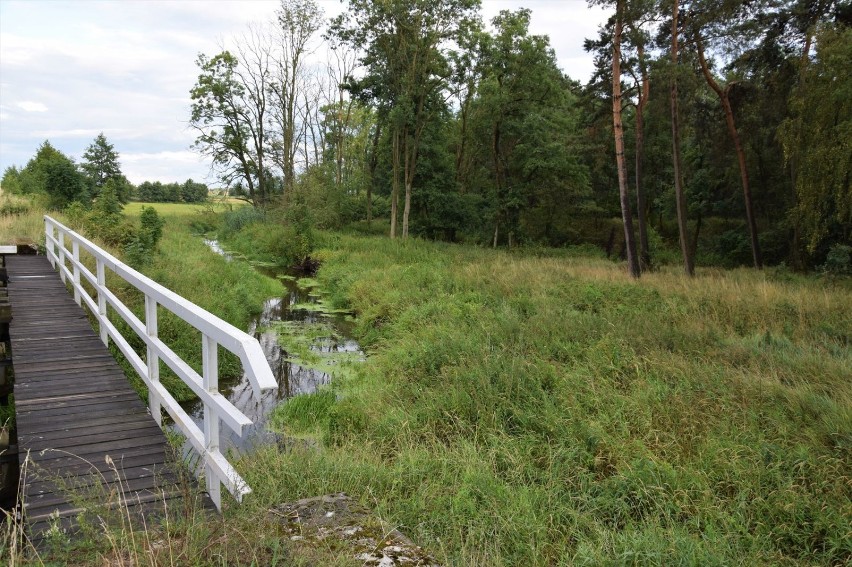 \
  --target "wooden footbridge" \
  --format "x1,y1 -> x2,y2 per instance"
2,216 -> 277,544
